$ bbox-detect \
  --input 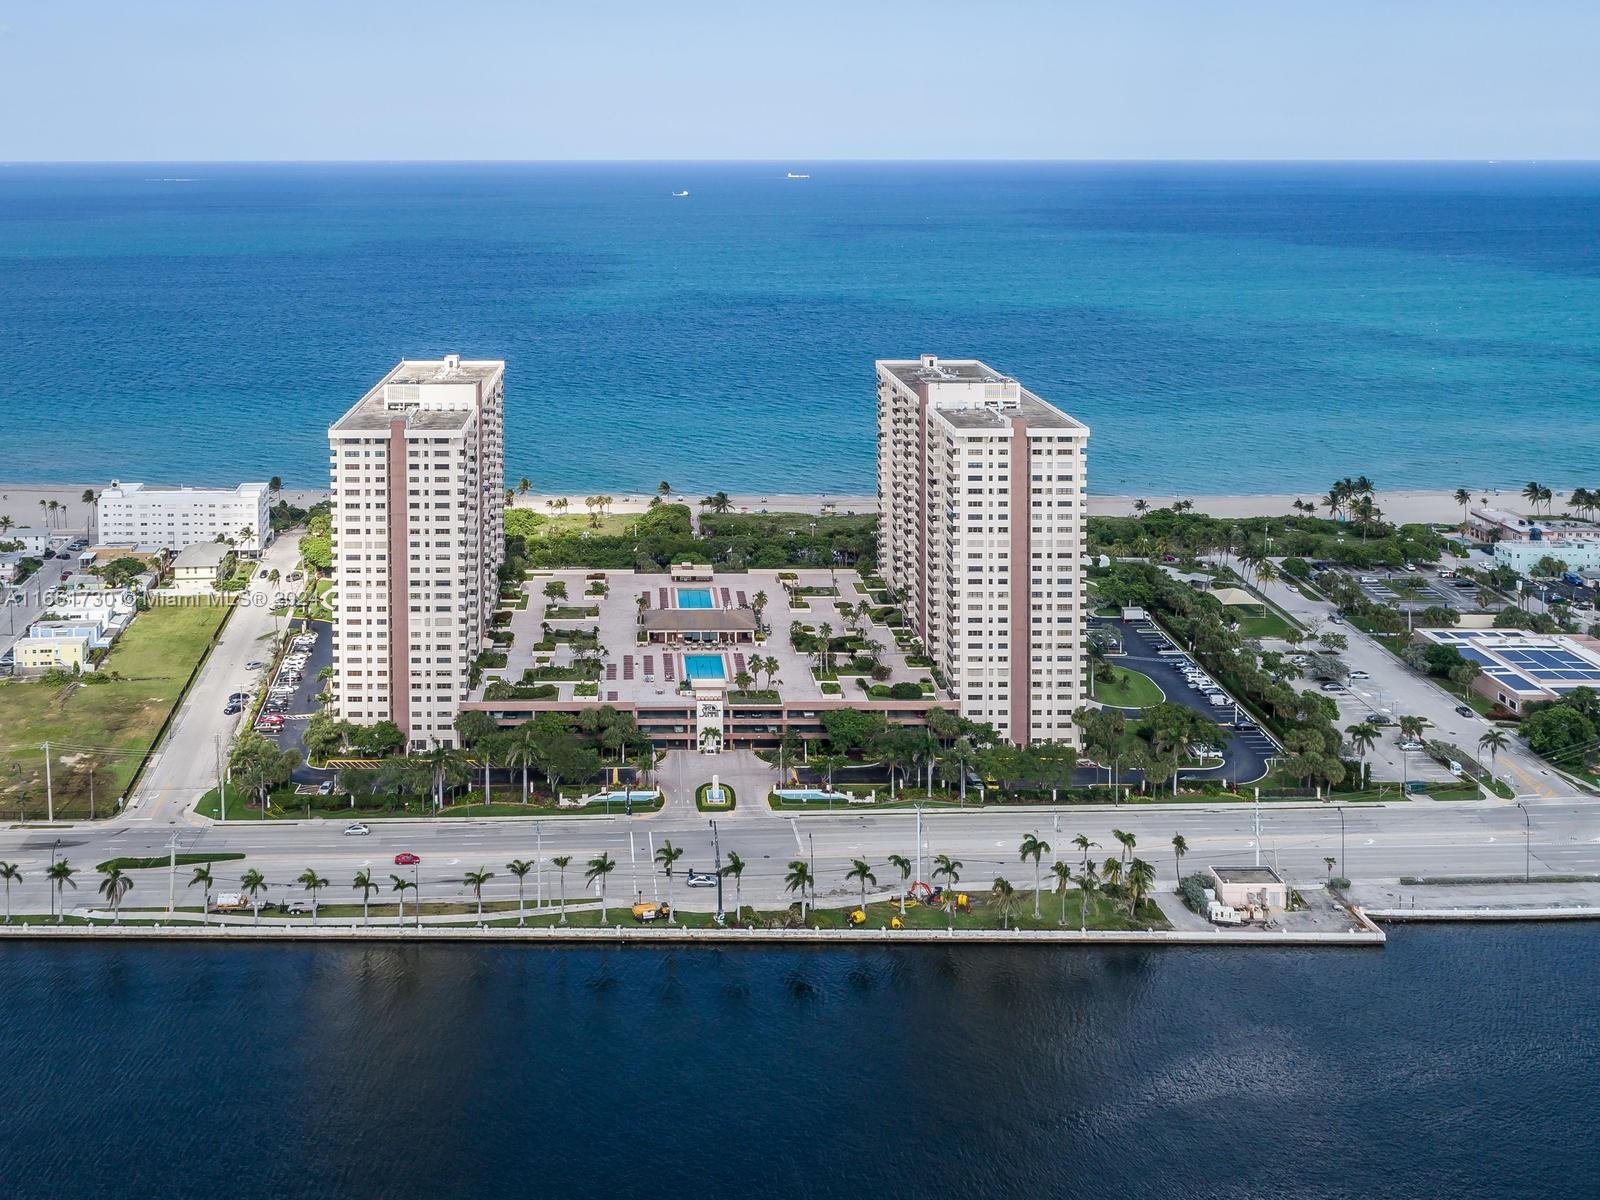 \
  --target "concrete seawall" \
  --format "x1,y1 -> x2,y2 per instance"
1367,907 -> 1600,923
0,923 -> 1385,947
